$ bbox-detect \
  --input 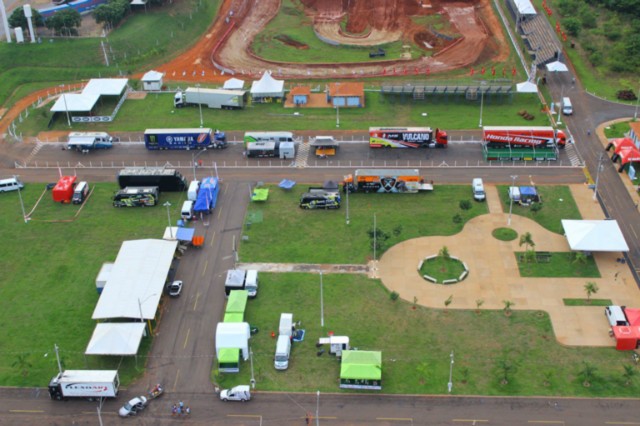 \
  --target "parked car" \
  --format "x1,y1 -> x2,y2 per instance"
118,395 -> 147,417
220,385 -> 251,402
167,280 -> 183,297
